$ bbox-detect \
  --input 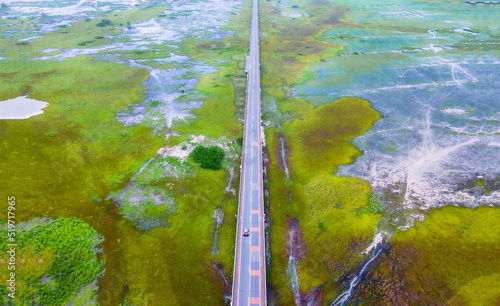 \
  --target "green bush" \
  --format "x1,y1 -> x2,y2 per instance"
190,145 -> 225,170
96,19 -> 113,27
